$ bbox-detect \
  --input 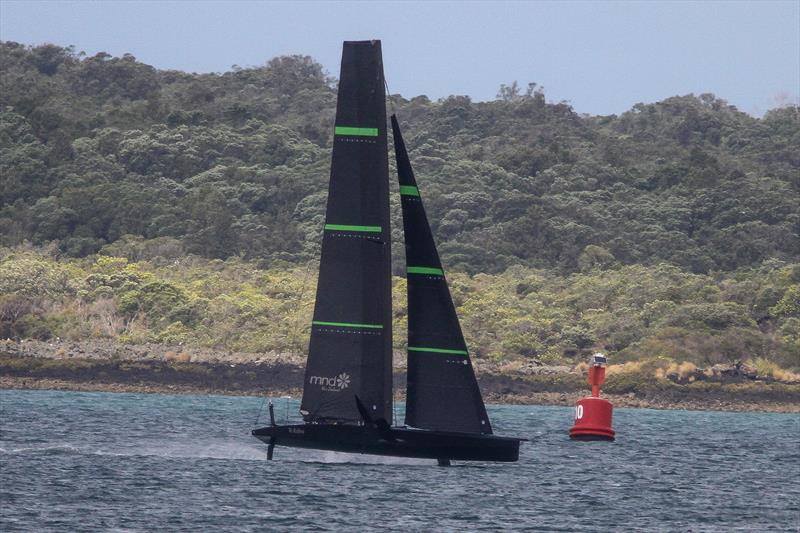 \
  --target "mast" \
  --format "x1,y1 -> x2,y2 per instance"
300,41 -> 392,424
391,115 -> 492,435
